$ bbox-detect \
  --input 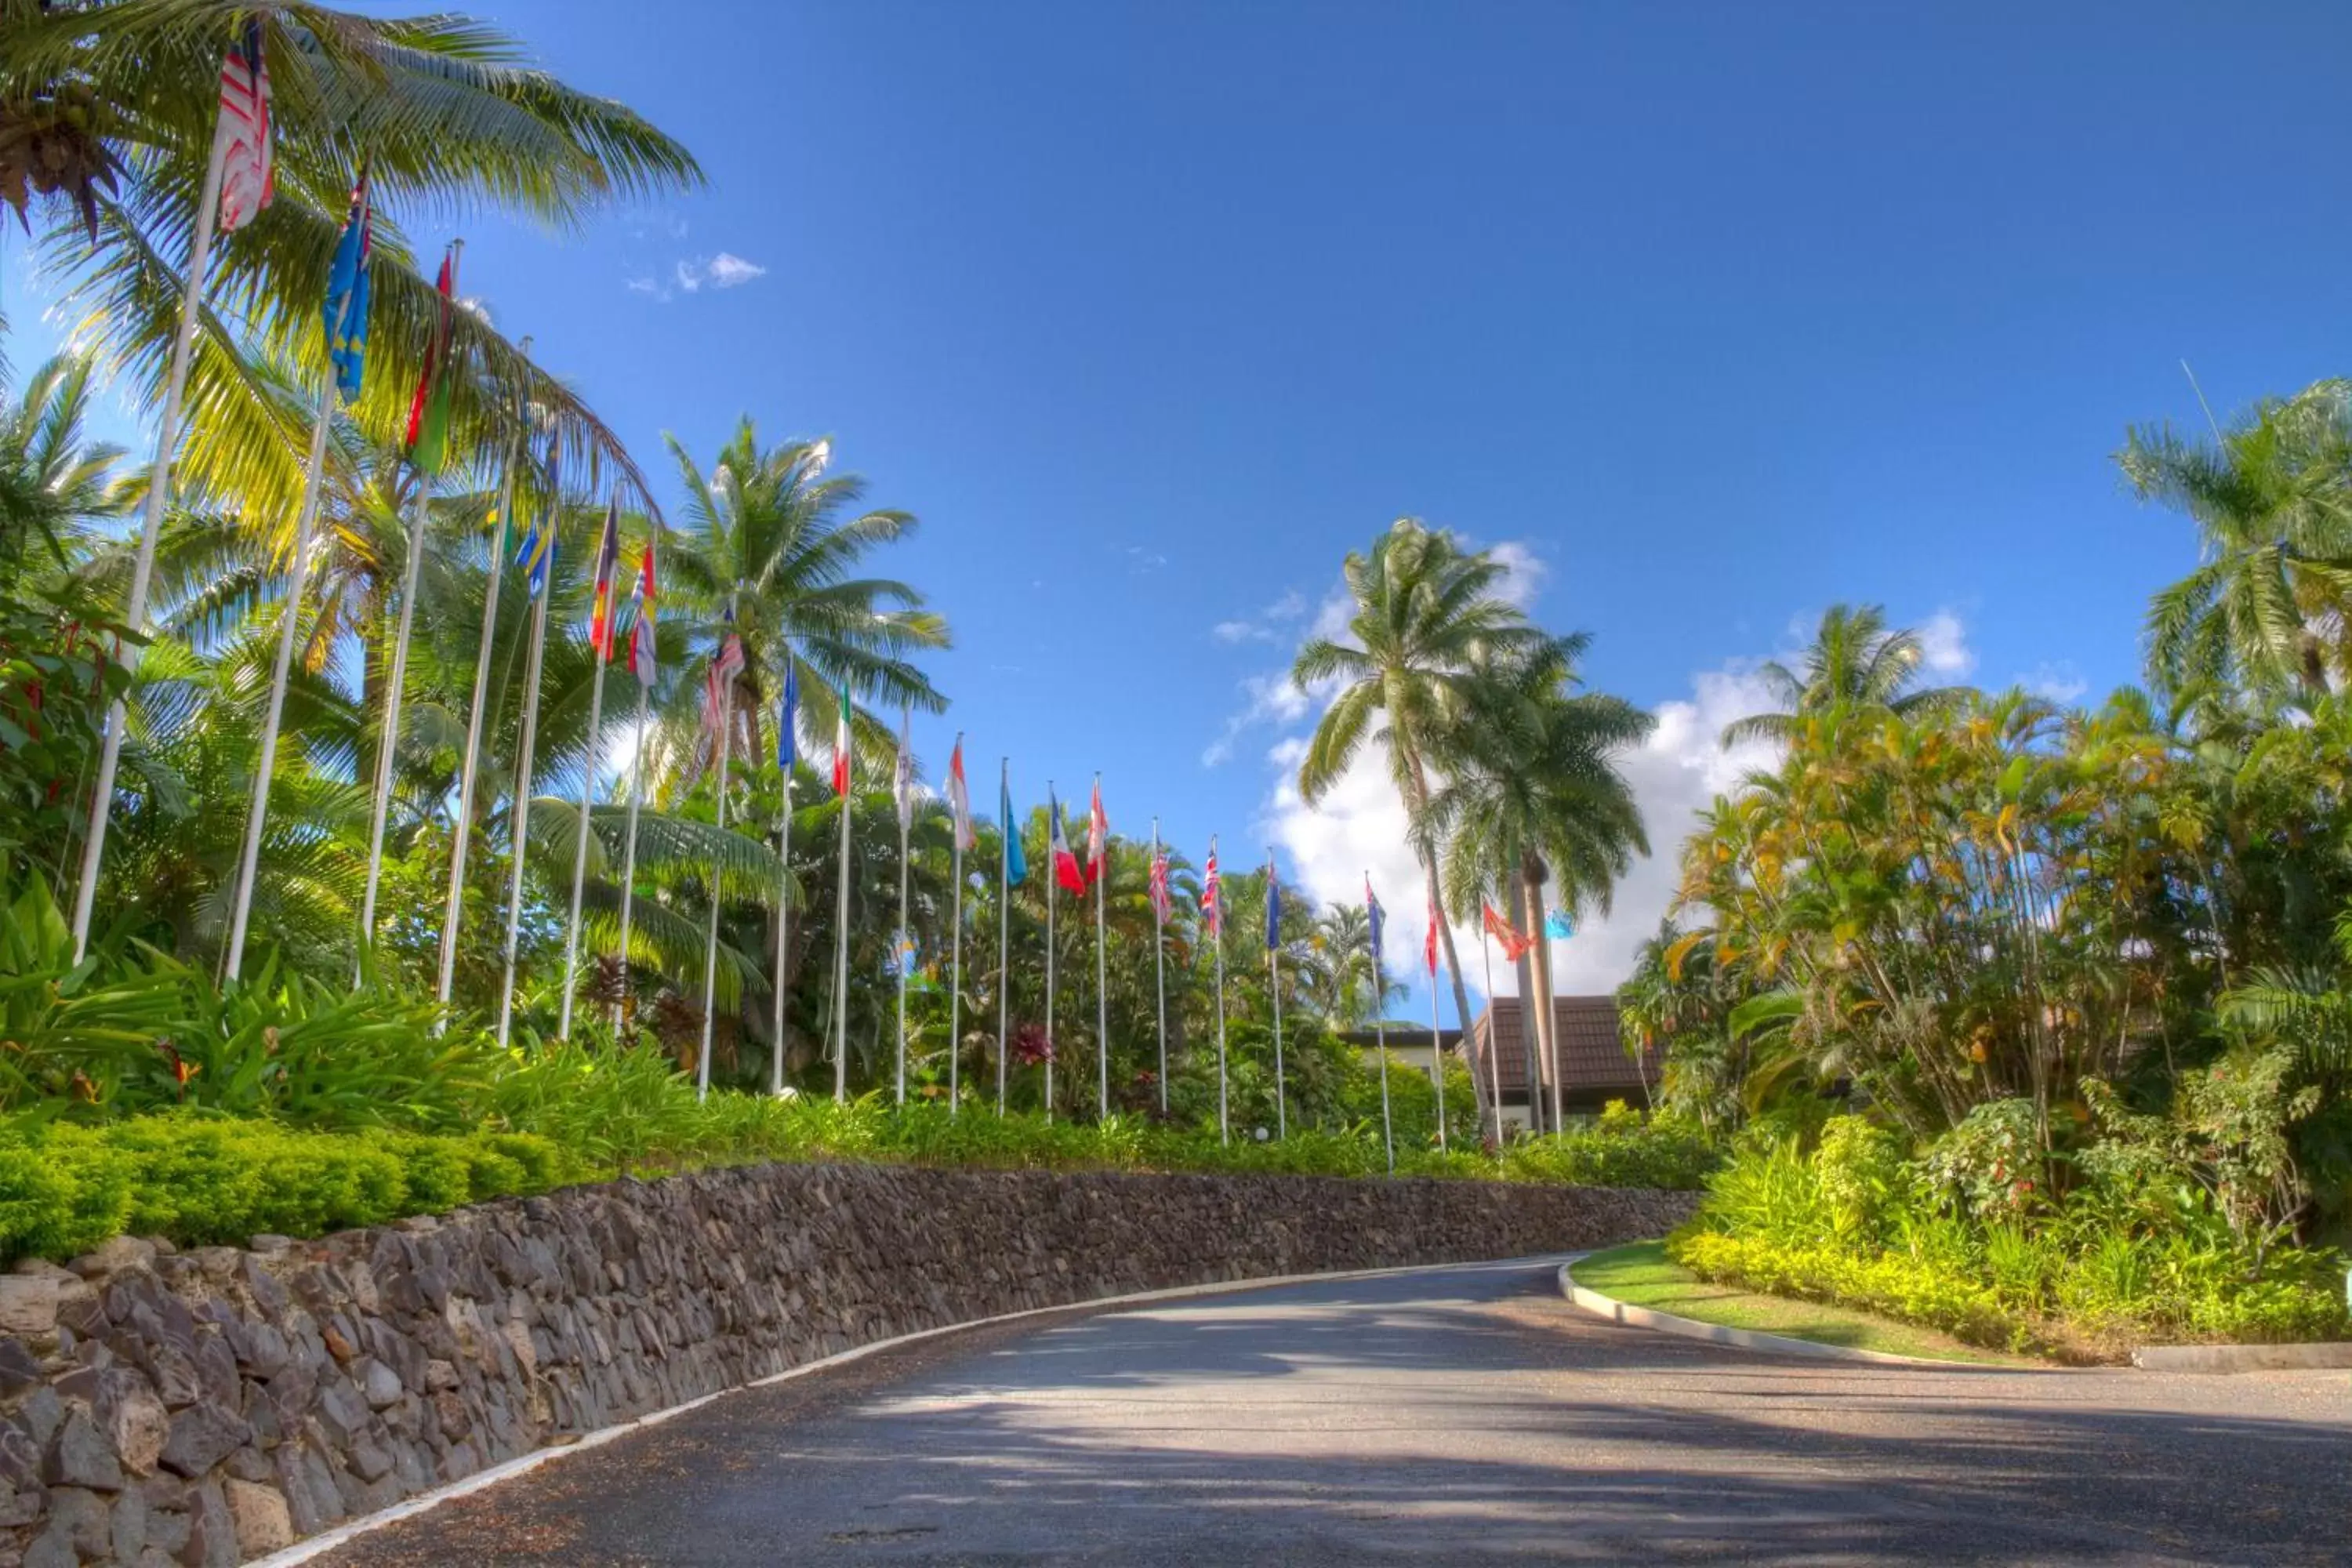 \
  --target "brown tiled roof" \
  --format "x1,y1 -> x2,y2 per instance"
1469,996 -> 1662,1098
